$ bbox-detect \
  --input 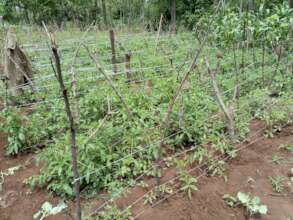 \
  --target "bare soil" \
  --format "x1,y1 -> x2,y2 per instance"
0,121 -> 292,220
